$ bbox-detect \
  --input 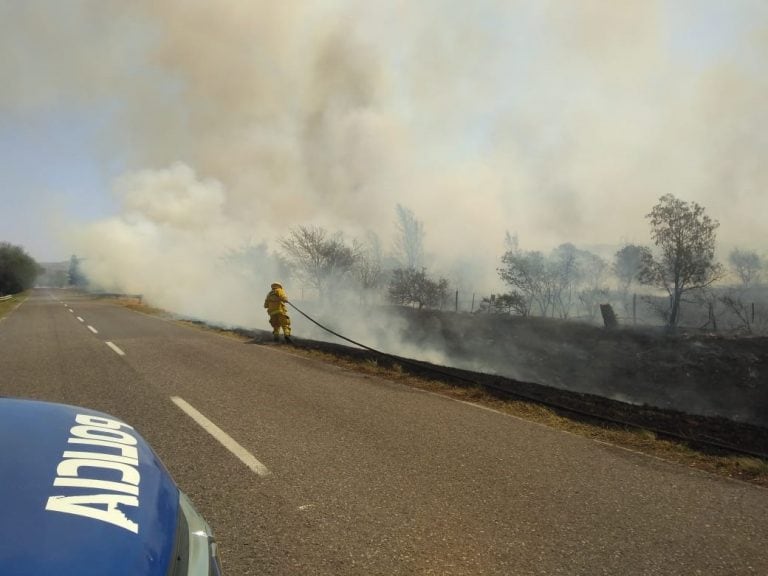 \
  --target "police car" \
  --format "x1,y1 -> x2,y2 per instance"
0,398 -> 223,575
